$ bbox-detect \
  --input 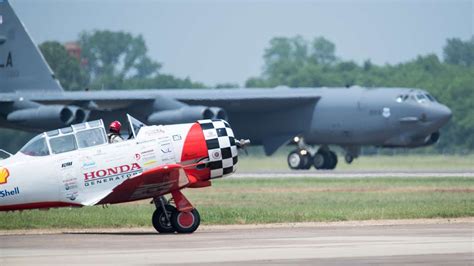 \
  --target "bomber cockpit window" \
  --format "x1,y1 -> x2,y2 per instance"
49,134 -> 77,154
76,128 -> 107,148
19,135 -> 50,157
415,93 -> 428,103
396,94 -> 409,103
425,93 -> 436,102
